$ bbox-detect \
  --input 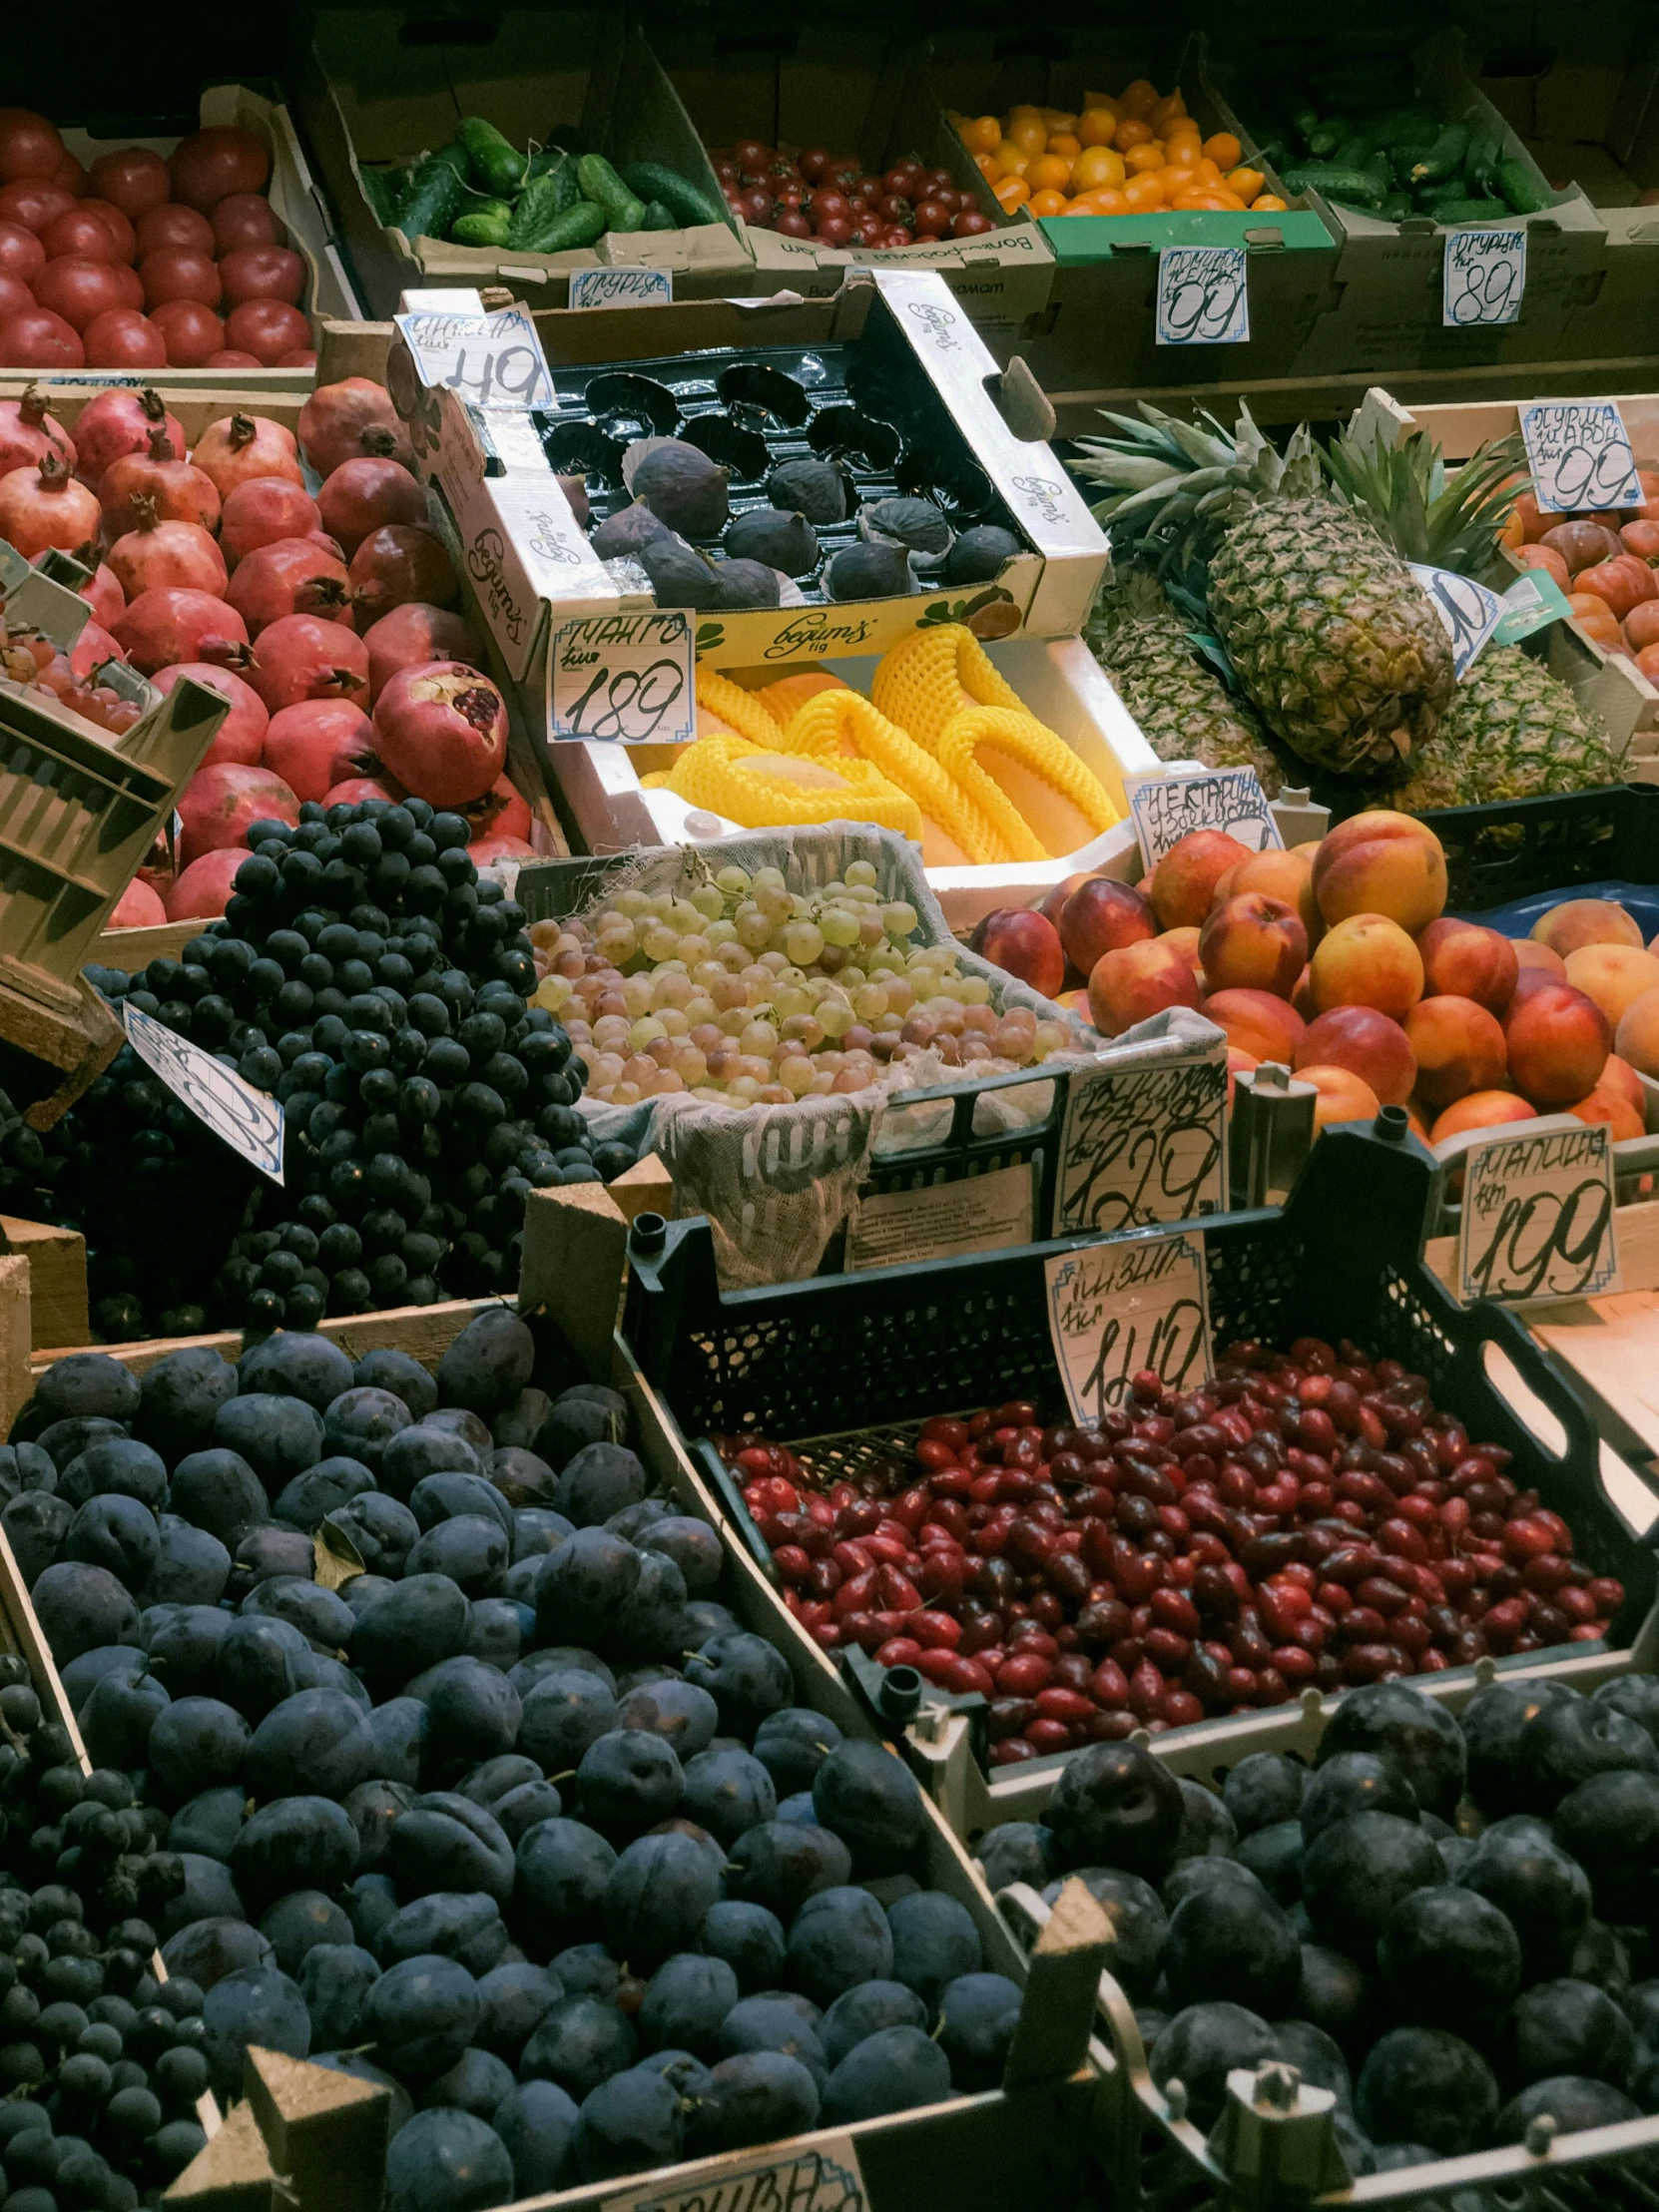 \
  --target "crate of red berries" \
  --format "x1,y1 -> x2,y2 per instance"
622,1118 -> 1659,1826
